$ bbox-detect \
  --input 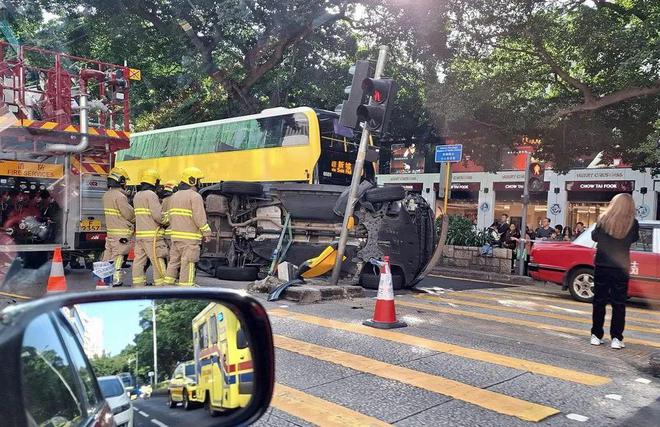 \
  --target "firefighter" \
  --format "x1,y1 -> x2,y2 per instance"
163,167 -> 211,286
102,167 -> 134,286
132,169 -> 168,286
159,180 -> 177,247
